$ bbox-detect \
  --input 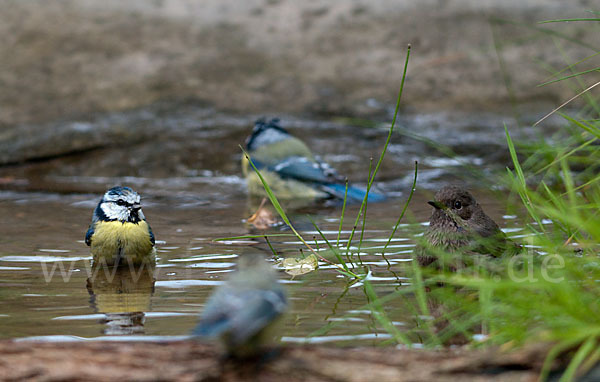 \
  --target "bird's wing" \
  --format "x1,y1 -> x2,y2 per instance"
247,132 -> 346,184
193,287 -> 239,337
228,289 -> 287,345
147,223 -> 155,246
270,156 -> 337,183
194,287 -> 286,345
85,224 -> 95,246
